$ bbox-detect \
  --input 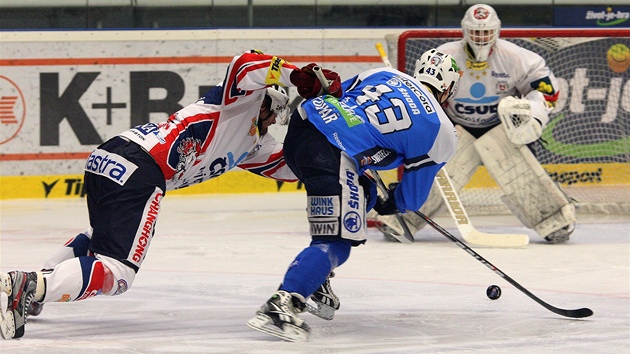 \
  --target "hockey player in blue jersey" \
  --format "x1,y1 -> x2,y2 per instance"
247,49 -> 462,342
